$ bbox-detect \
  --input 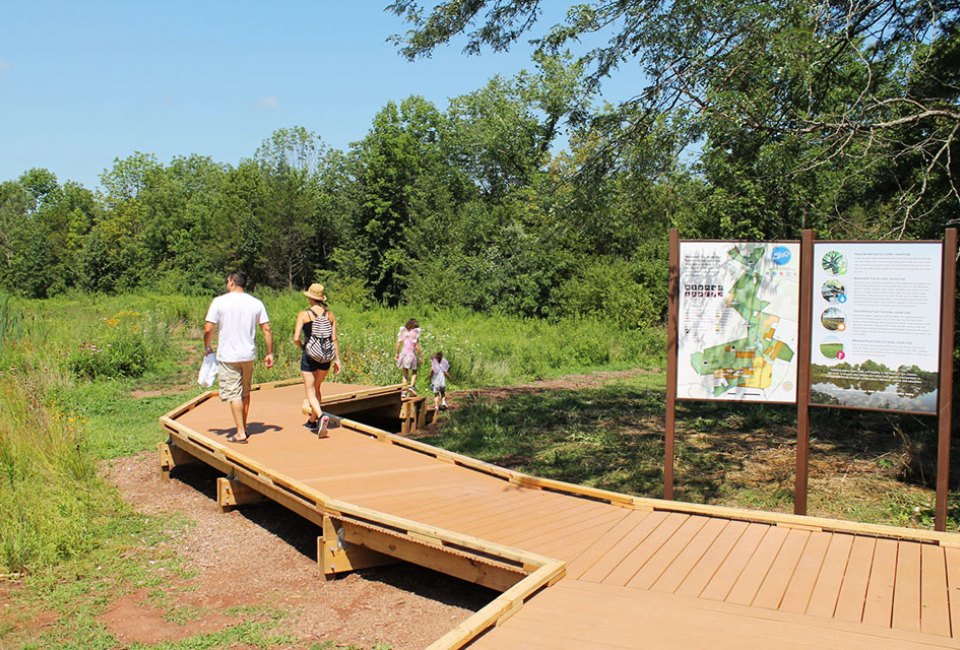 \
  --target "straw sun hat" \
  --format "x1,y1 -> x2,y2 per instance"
303,283 -> 327,302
